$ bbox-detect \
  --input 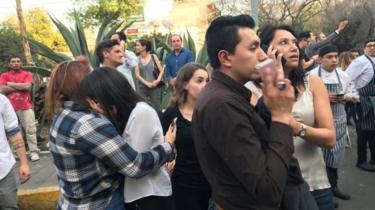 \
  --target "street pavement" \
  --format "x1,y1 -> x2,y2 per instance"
20,125 -> 374,209
336,125 -> 375,210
